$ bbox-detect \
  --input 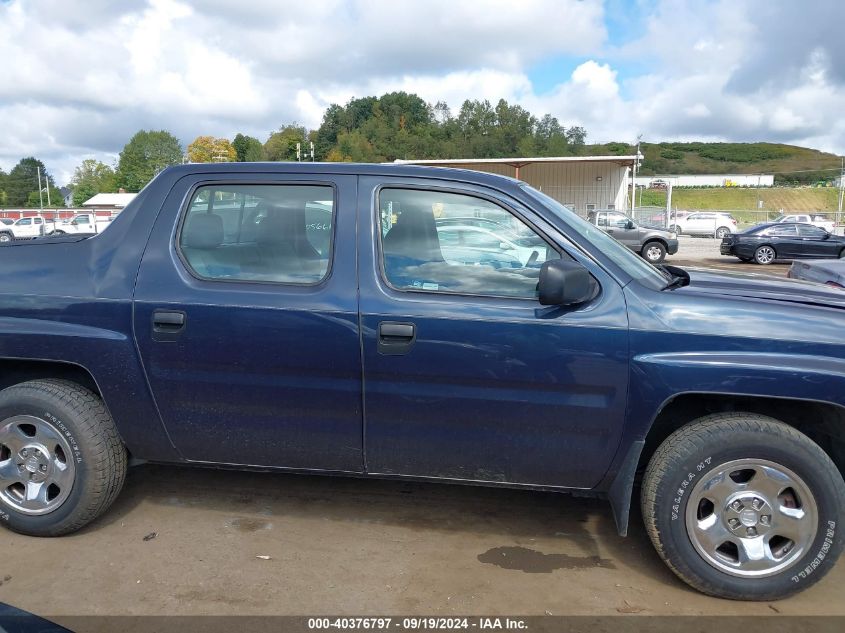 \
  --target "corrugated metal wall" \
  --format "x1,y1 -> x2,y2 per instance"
423,161 -> 629,214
